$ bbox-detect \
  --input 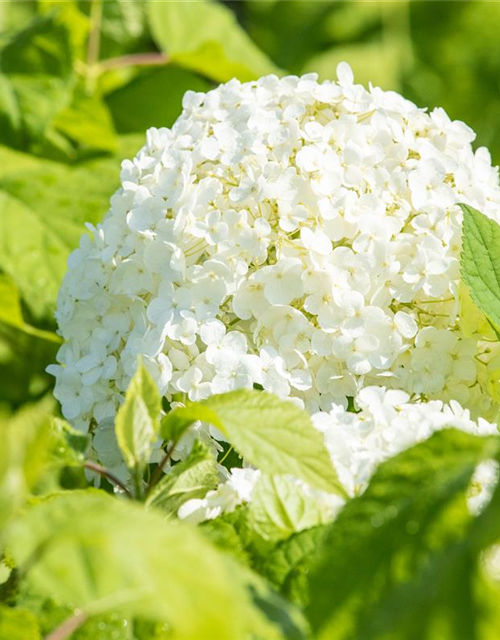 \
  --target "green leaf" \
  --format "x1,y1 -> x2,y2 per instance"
256,526 -> 328,607
249,473 -> 332,542
0,397 -> 57,538
0,13 -> 75,150
460,203 -> 500,330
304,39 -> 402,91
106,66 -> 211,133
201,508 -> 254,567
0,145 -> 122,317
115,394 -> 153,472
96,0 -> 150,61
0,606 -> 40,640
146,442 -> 219,516
115,362 -> 161,471
7,396 -> 57,490
306,429 -> 500,640
48,417 -> 88,468
52,88 -> 118,157
131,359 -> 162,426
147,0 -> 280,82
203,390 -> 345,496
160,403 -> 221,444
0,274 -> 61,343
7,490 -> 304,640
